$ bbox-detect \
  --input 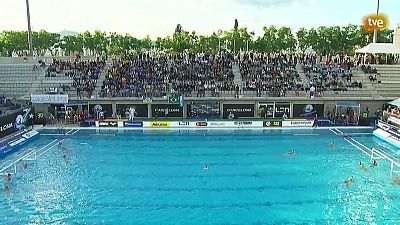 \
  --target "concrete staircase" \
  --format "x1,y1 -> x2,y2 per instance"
296,63 -> 308,82
371,65 -> 400,98
232,63 -> 242,86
